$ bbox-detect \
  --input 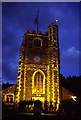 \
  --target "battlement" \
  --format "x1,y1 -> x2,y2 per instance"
24,29 -> 48,36
24,22 -> 58,36
48,23 -> 58,28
